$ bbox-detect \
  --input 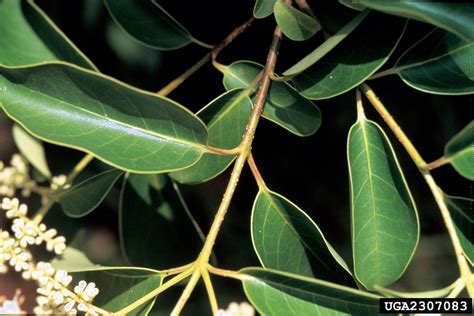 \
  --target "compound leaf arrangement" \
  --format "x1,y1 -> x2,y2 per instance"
0,0 -> 472,315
